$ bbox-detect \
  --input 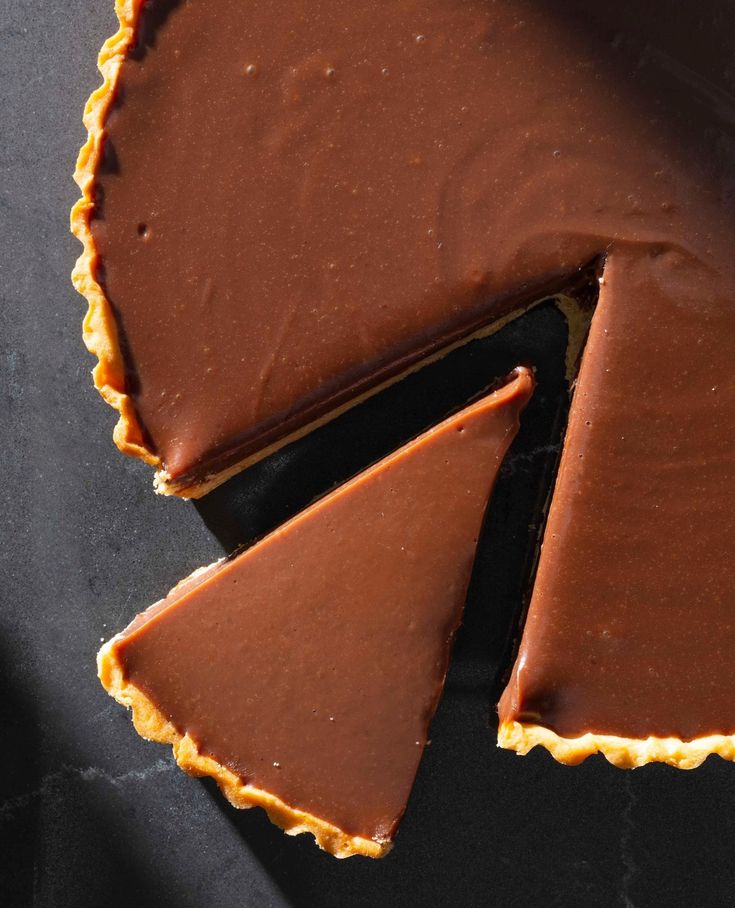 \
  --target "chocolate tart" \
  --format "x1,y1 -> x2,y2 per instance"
98,370 -> 533,857
76,2 -> 735,769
